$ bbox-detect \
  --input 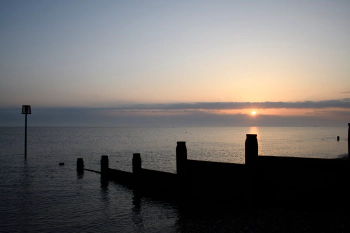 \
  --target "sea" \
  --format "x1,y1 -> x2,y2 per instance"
0,126 -> 349,232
